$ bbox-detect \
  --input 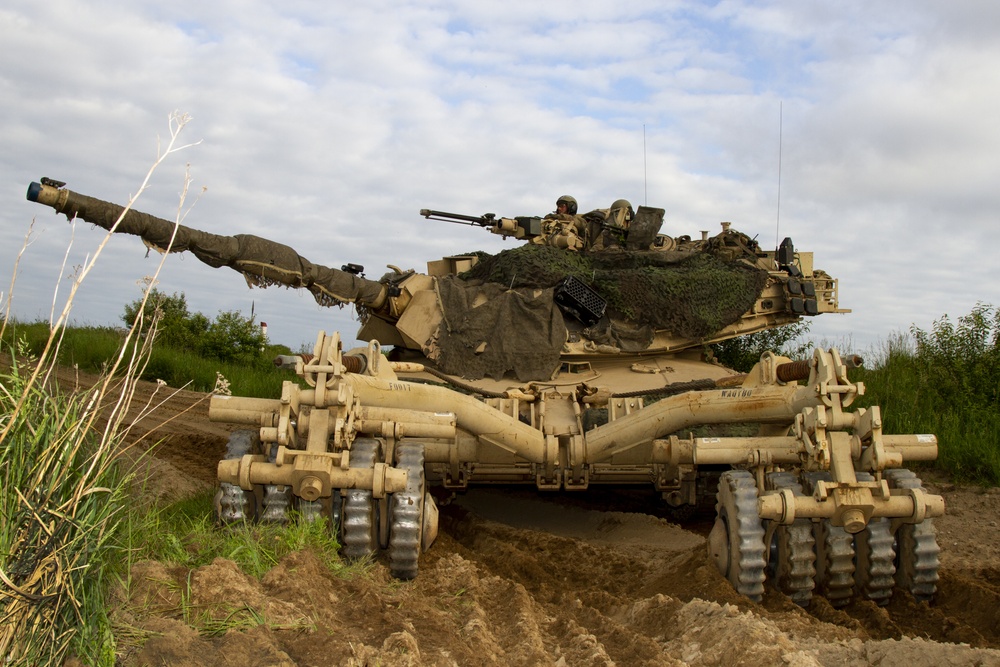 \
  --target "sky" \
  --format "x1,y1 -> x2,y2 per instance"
2,1 -> 999,356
